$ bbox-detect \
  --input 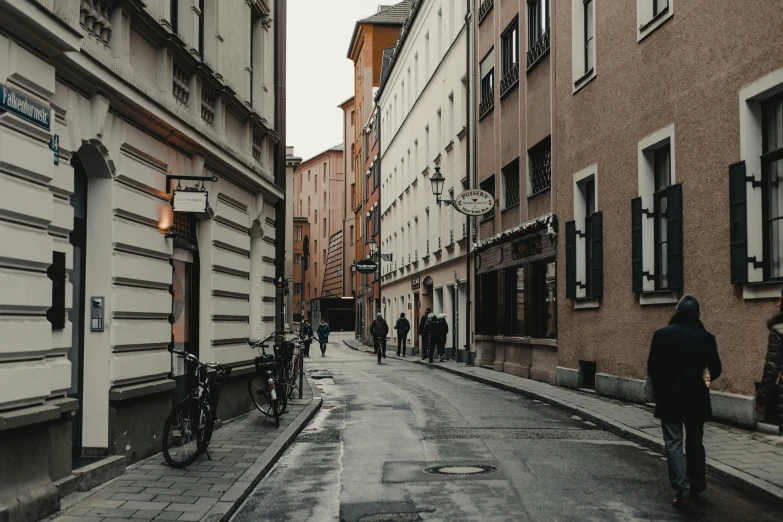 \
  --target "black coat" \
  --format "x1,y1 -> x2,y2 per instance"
394,318 -> 411,336
418,315 -> 429,337
421,315 -> 435,346
758,313 -> 783,426
300,323 -> 313,344
370,319 -> 389,338
433,317 -> 449,345
647,313 -> 722,422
